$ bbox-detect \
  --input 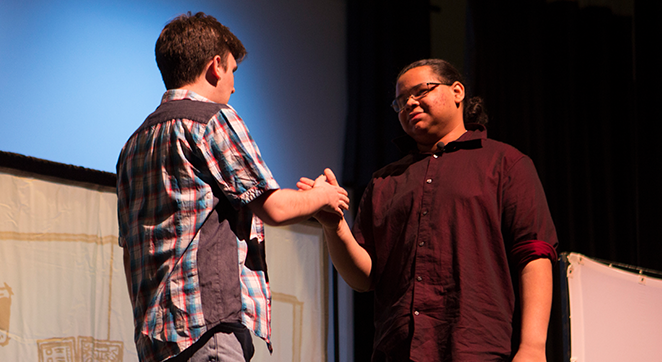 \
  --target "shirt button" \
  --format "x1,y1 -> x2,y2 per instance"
422,210 -> 428,215
414,310 -> 420,316
416,276 -> 422,281
426,178 -> 432,184
433,154 -> 439,159
419,241 -> 424,246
